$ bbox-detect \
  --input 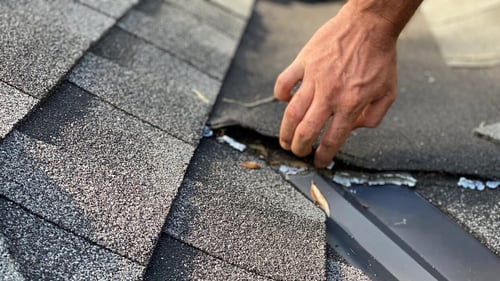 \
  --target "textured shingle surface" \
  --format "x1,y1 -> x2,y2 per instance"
209,0 -> 254,19
145,234 -> 271,281
165,139 -> 326,280
0,198 -> 143,280
416,175 -> 500,255
71,24 -> 222,144
119,0 -> 238,79
0,82 -> 38,139
0,0 -> 114,98
79,0 -> 139,18
165,0 -> 247,39
0,82 -> 194,264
